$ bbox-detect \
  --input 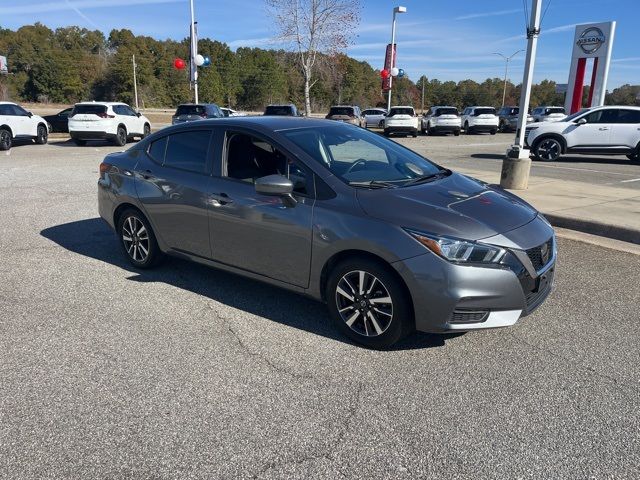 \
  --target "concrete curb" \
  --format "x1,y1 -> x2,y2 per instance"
544,212 -> 640,245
